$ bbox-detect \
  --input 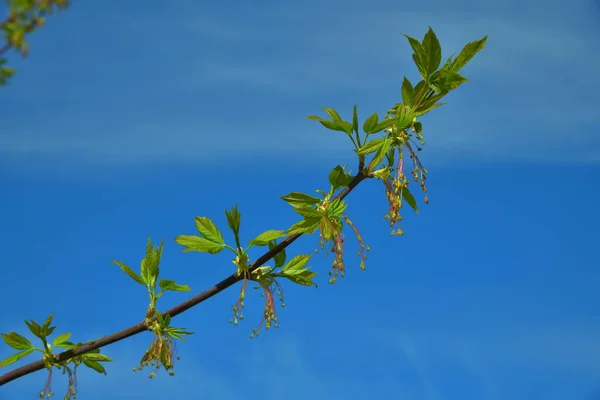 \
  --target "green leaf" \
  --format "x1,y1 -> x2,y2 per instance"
52,333 -> 71,347
292,205 -> 322,219
55,341 -> 77,349
286,217 -> 321,235
268,240 -> 286,269
0,66 -> 15,86
82,359 -> 106,374
326,199 -> 348,217
367,138 -> 393,171
174,235 -> 225,254
158,279 -> 191,292
428,69 -> 468,92
328,165 -> 353,191
362,112 -> 379,133
278,254 -> 317,287
321,107 -> 342,121
280,192 -> 321,208
385,147 -> 395,166
194,216 -> 224,244
403,34 -> 429,81
403,34 -> 423,71
448,35 -> 487,73
352,105 -> 359,133
24,320 -> 43,340
370,119 -> 395,134
413,121 -> 423,134
166,327 -> 193,340
0,348 -> 34,368
411,80 -> 429,106
225,205 -> 242,238
441,53 -> 455,71
320,215 -> 343,240
357,138 -> 386,156
394,105 -> 416,131
307,116 -> 353,135
42,315 -> 54,331
155,311 -> 167,325
84,353 -> 112,362
414,93 -> 446,117
401,77 -> 415,106
421,26 -> 442,80
249,230 -> 286,246
1,332 -> 32,350
401,186 -> 419,213
141,238 -> 163,285
112,261 -> 146,285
